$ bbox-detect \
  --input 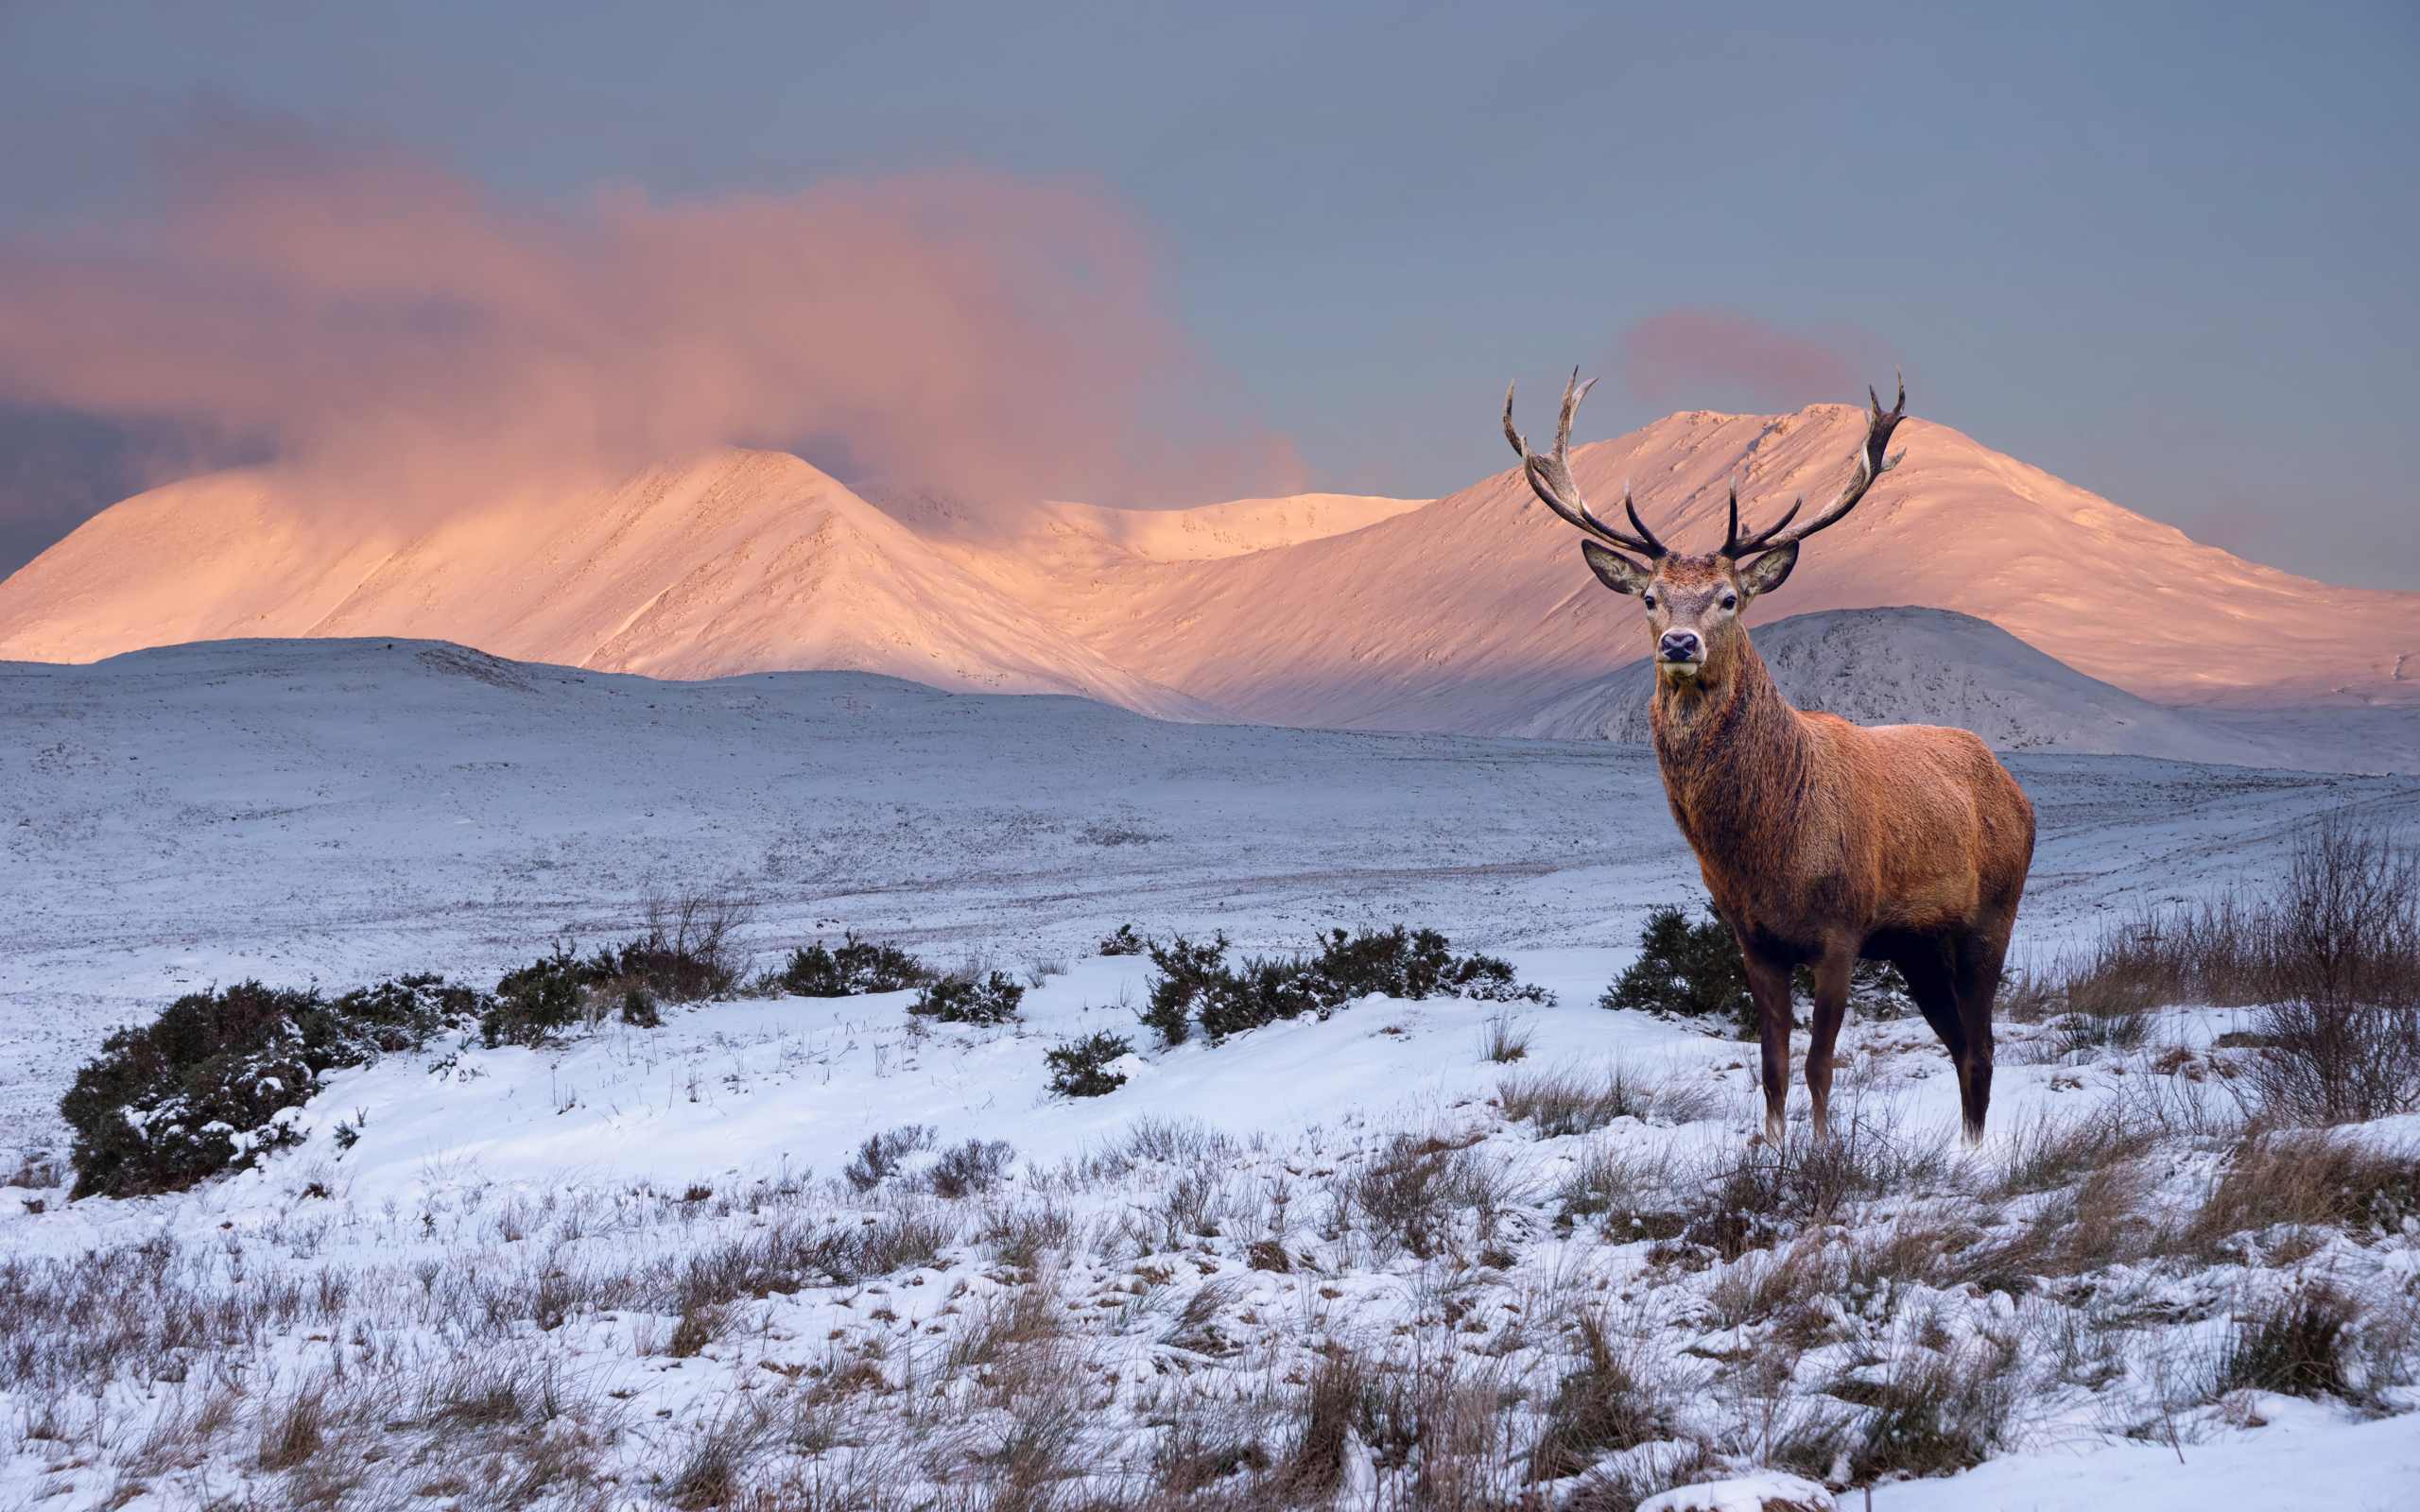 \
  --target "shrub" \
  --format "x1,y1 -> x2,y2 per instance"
776,933 -> 934,997
2219,1285 -> 2358,1400
1098,923 -> 1149,956
1045,1032 -> 1133,1098
1140,934 -> 1230,1047
1143,925 -> 1551,1046
908,971 -> 1026,1024
1305,926 -> 1543,1004
589,891 -> 747,1002
618,988 -> 663,1028
1602,907 -> 1755,1036
928,1139 -> 1015,1198
483,945 -> 593,1046
61,976 -> 479,1198
842,1125 -> 934,1193
1600,905 -> 1908,1038
1197,954 -> 1340,1042
2044,817 -> 2419,1020
2241,1001 -> 2420,1127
